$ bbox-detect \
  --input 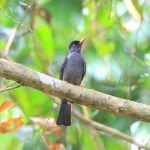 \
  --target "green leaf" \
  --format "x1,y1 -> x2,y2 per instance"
93,39 -> 115,56
35,17 -> 54,63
